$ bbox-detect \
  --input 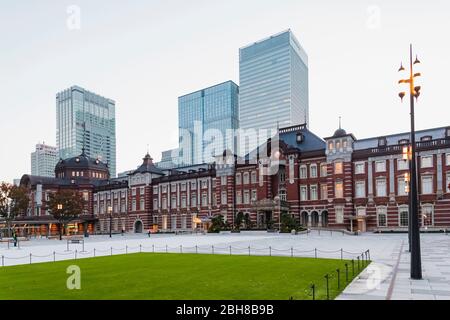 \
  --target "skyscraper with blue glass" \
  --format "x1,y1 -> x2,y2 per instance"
56,86 -> 117,177
178,81 -> 239,166
239,29 -> 309,140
